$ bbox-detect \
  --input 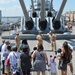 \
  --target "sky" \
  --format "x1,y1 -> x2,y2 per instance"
0,0 -> 75,17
